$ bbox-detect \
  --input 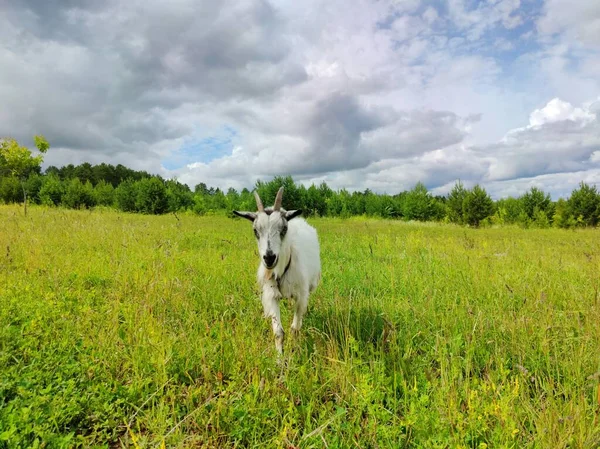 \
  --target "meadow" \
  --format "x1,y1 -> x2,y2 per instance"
1,205 -> 599,448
